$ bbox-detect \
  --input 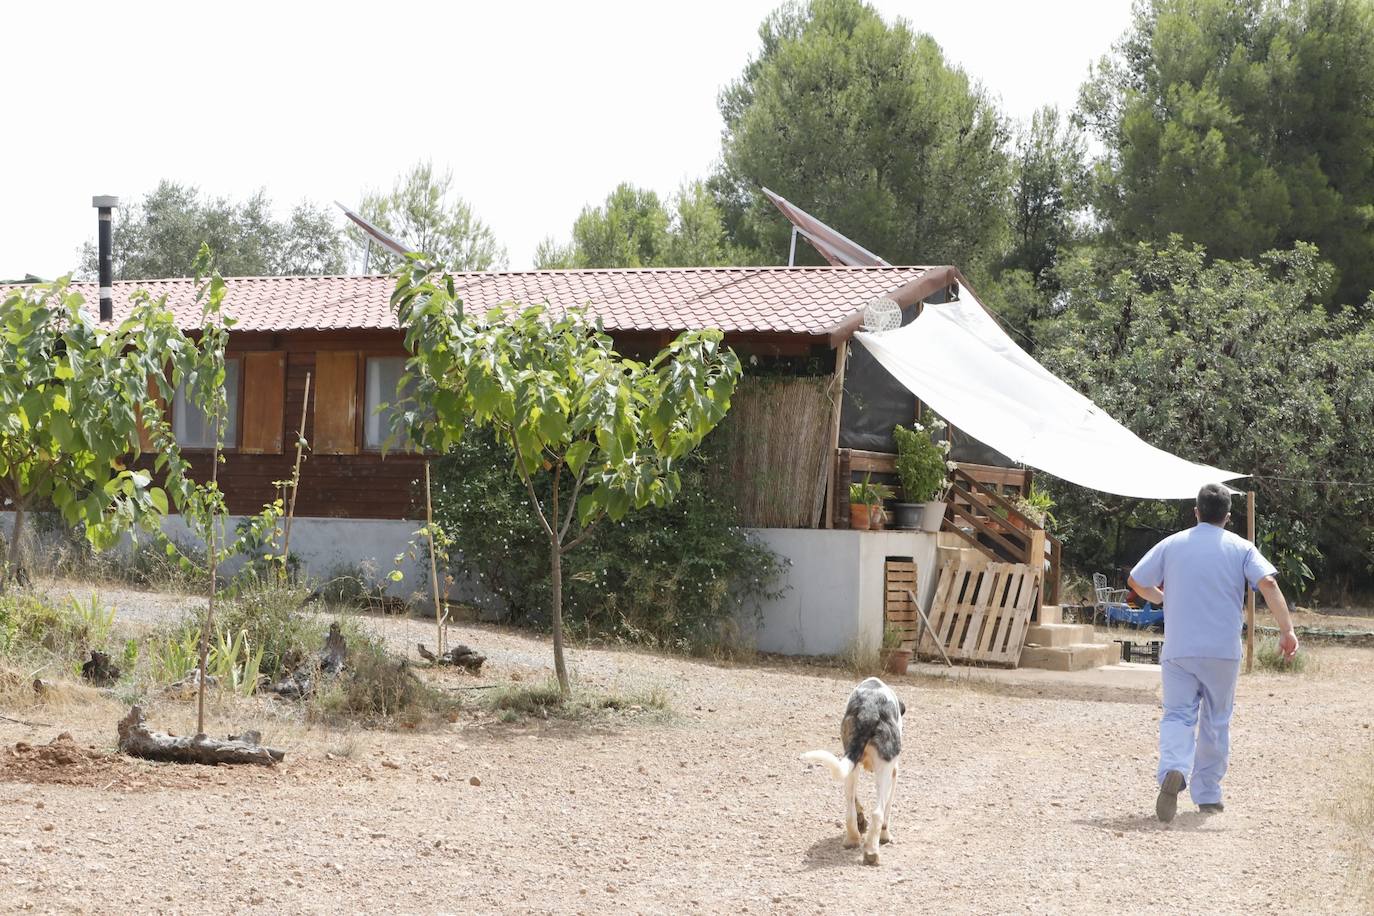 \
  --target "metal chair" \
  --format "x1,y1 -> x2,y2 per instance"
1092,572 -> 1133,628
